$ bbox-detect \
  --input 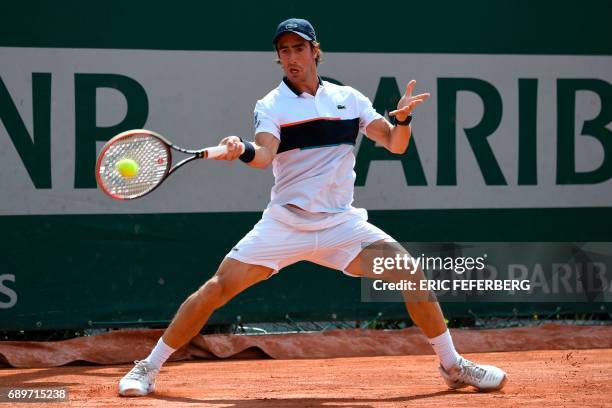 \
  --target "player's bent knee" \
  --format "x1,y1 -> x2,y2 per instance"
189,259 -> 274,312
192,278 -> 226,310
